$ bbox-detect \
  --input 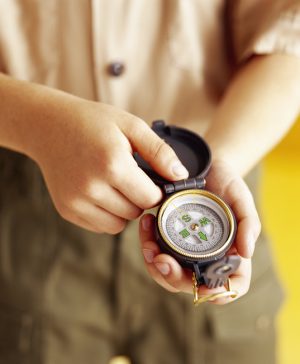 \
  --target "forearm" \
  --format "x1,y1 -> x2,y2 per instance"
0,73 -> 42,156
0,73 -> 78,160
205,54 -> 300,176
